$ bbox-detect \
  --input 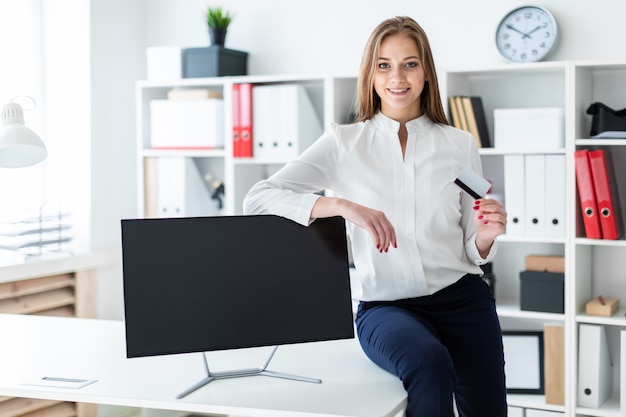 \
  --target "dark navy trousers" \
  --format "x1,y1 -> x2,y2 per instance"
356,274 -> 508,417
